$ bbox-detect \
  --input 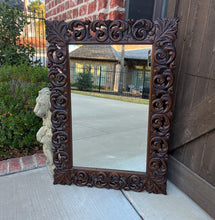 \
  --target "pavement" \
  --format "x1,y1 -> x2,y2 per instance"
71,93 -> 148,172
0,168 -> 212,220
0,94 -> 213,219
